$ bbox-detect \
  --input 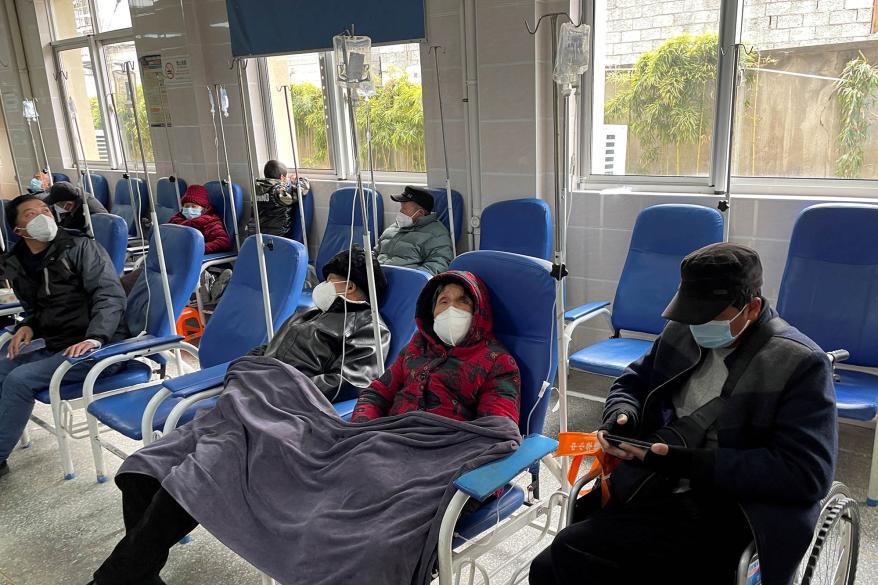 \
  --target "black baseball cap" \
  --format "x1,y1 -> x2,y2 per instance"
661,243 -> 763,325
391,186 -> 434,213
